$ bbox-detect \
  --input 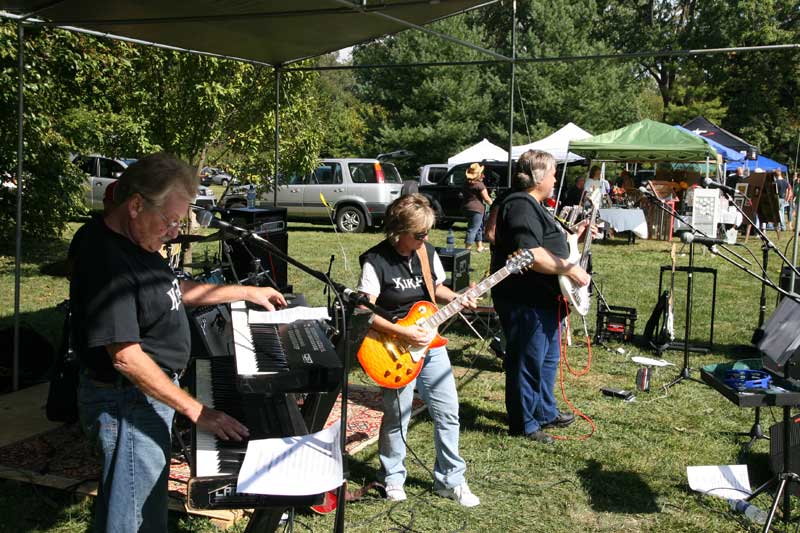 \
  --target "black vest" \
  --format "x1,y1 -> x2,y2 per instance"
359,240 -> 436,319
